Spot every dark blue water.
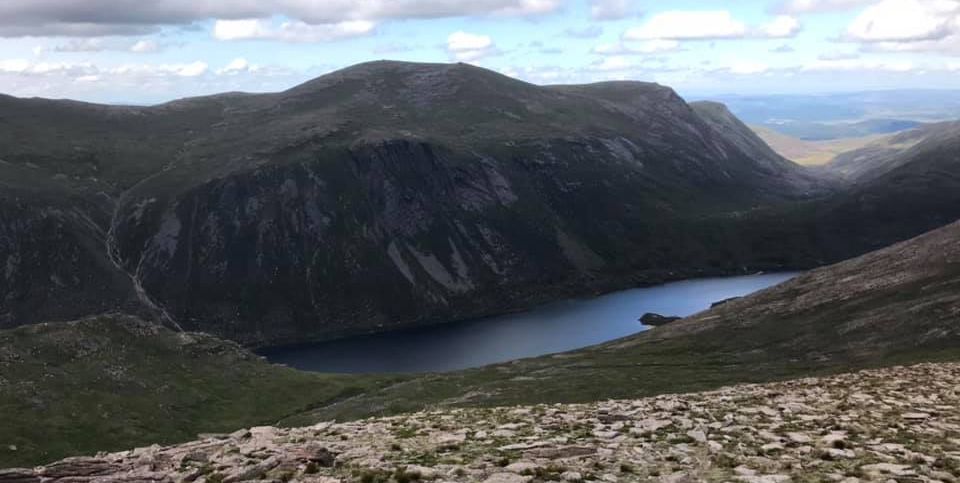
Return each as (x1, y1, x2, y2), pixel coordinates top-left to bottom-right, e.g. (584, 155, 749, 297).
(261, 272, 798, 374)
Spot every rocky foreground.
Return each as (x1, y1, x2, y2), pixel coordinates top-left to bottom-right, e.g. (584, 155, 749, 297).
(4, 363, 960, 483)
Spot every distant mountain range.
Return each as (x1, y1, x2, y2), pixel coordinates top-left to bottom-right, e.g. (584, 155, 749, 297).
(0, 61, 958, 347)
(707, 90, 960, 141)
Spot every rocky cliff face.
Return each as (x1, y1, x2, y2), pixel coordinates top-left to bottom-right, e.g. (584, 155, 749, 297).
(0, 61, 842, 345)
(7, 362, 960, 482)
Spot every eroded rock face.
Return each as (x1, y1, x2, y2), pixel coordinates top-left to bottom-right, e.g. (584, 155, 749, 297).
(14, 363, 960, 482)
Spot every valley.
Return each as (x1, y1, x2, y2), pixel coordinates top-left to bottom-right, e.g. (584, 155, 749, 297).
(0, 61, 959, 478)
(260, 272, 797, 374)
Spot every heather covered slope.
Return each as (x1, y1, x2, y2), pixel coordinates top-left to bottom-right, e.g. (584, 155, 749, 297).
(0, 315, 399, 468)
(0, 61, 832, 346)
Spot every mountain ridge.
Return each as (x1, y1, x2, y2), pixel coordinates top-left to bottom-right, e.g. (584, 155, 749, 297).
(0, 60, 837, 346)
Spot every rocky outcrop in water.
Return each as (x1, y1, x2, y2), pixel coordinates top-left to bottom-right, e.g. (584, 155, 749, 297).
(639, 313, 681, 326)
(10, 363, 960, 482)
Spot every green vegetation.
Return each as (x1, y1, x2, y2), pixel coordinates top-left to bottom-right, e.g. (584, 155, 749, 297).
(0, 314, 402, 468)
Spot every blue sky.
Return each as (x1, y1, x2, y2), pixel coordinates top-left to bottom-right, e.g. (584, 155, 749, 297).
(0, 0, 957, 103)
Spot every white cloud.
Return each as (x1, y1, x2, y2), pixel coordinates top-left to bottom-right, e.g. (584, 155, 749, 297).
(446, 31, 497, 61)
(54, 39, 105, 52)
(0, 59, 31, 73)
(593, 39, 681, 55)
(762, 15, 801, 38)
(213, 19, 268, 40)
(774, 0, 875, 14)
(217, 58, 252, 75)
(728, 61, 770, 75)
(0, 59, 95, 75)
(109, 61, 208, 77)
(845, 0, 959, 42)
(590, 56, 633, 71)
(213, 18, 376, 43)
(129, 40, 161, 53)
(818, 51, 860, 60)
(802, 58, 917, 72)
(622, 11, 748, 40)
(589, 0, 634, 21)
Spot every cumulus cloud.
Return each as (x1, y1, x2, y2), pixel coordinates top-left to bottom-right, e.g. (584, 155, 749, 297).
(446, 31, 498, 61)
(54, 38, 106, 52)
(623, 11, 748, 40)
(845, 0, 959, 42)
(593, 39, 681, 55)
(213, 18, 375, 43)
(129, 39, 162, 53)
(0, 0, 562, 37)
(770, 44, 796, 53)
(623, 11, 804, 42)
(589, 0, 636, 21)
(762, 15, 802, 38)
(54, 37, 167, 53)
(0, 58, 210, 77)
(840, 0, 960, 55)
(773, 0, 875, 14)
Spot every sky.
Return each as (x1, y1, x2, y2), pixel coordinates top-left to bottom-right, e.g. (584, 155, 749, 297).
(0, 0, 958, 104)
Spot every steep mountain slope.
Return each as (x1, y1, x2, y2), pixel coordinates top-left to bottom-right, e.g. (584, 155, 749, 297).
(0, 314, 398, 467)
(0, 61, 831, 345)
(815, 122, 960, 254)
(689, 101, 795, 173)
(827, 120, 960, 181)
(294, 219, 960, 421)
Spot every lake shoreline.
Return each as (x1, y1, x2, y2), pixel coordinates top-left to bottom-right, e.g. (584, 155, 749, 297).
(259, 271, 801, 374)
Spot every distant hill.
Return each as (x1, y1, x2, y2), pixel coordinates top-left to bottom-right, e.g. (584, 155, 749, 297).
(708, 90, 960, 126)
(827, 121, 960, 181)
(763, 118, 923, 141)
(750, 125, 885, 166)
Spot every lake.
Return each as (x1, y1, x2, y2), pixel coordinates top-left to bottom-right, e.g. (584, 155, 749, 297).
(260, 272, 799, 374)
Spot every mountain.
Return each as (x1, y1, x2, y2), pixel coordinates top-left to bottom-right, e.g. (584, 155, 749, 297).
(756, 118, 923, 141)
(827, 120, 960, 181)
(292, 219, 960, 421)
(0, 61, 829, 346)
(688, 101, 800, 173)
(812, 121, 960, 253)
(0, 314, 397, 467)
